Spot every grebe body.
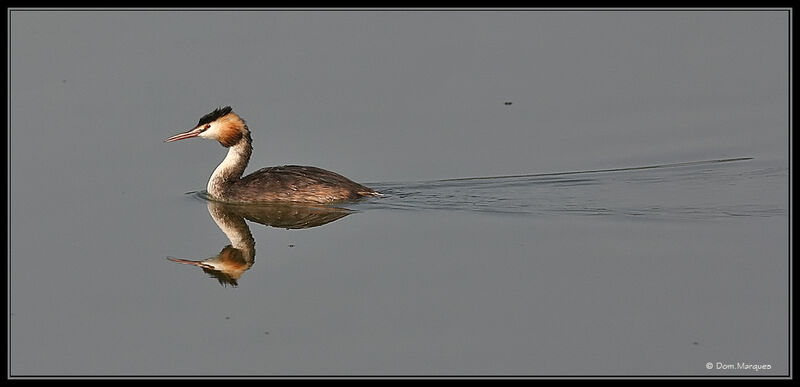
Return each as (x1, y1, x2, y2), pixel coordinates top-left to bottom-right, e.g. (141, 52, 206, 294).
(166, 106, 378, 204)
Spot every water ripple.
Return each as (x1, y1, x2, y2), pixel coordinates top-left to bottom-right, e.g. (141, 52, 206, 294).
(353, 157, 787, 220)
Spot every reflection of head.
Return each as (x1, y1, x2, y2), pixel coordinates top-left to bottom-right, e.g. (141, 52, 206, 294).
(168, 245, 251, 287)
(168, 198, 354, 287)
(200, 266, 239, 287)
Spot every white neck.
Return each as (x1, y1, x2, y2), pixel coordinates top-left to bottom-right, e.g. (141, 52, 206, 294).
(207, 201, 255, 256)
(207, 140, 251, 198)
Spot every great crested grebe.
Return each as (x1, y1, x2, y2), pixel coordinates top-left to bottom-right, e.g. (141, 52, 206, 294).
(165, 106, 379, 204)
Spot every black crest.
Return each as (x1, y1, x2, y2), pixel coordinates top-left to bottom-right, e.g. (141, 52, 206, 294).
(197, 106, 233, 126)
(201, 266, 239, 287)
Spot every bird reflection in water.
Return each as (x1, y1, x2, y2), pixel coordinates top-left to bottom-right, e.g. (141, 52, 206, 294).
(167, 199, 352, 286)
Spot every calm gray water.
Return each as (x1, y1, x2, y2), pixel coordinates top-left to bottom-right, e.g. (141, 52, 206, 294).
(9, 10, 790, 377)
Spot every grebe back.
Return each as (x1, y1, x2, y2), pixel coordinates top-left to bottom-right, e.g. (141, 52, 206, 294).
(165, 106, 379, 204)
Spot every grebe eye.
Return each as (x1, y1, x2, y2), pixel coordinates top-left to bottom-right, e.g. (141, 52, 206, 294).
(204, 124, 211, 130)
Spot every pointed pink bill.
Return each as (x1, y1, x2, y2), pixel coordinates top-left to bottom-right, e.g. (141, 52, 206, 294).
(167, 256, 211, 269)
(164, 127, 203, 143)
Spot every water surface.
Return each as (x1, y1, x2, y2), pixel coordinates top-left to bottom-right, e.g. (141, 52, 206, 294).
(9, 9, 790, 377)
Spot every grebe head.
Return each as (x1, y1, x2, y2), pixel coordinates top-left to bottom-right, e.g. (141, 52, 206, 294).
(167, 246, 251, 287)
(165, 106, 249, 147)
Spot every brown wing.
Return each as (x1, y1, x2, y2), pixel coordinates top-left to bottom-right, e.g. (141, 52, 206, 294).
(233, 165, 377, 203)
